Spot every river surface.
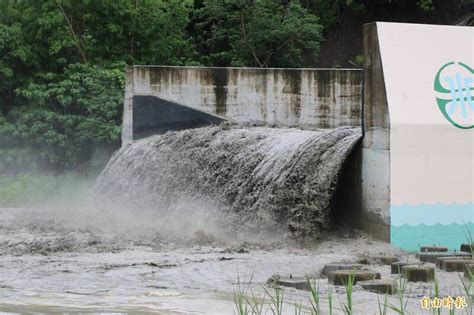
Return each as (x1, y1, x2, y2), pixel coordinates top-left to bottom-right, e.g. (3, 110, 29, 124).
(1, 207, 468, 314)
(0, 207, 333, 314)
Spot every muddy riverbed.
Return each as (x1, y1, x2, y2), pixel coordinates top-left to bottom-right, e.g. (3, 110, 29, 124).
(0, 207, 469, 314)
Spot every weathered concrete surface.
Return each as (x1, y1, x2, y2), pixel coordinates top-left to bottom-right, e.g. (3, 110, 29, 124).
(391, 262, 419, 274)
(347, 23, 390, 242)
(132, 95, 226, 140)
(438, 258, 474, 272)
(417, 251, 471, 263)
(435, 256, 471, 268)
(122, 66, 363, 143)
(327, 269, 381, 285)
(359, 279, 397, 295)
(402, 266, 435, 282)
(323, 262, 363, 276)
(359, 254, 399, 265)
(267, 276, 312, 291)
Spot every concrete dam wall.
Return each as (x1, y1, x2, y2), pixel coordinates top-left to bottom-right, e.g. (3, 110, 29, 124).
(95, 22, 474, 250)
(111, 65, 369, 241)
(122, 66, 363, 143)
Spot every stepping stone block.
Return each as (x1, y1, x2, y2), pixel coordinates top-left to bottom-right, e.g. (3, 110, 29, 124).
(358, 255, 399, 265)
(416, 251, 471, 263)
(277, 277, 311, 291)
(437, 258, 474, 272)
(267, 275, 317, 291)
(391, 262, 419, 274)
(372, 255, 399, 265)
(435, 256, 471, 268)
(327, 270, 381, 285)
(323, 262, 362, 276)
(420, 246, 448, 252)
(460, 244, 473, 253)
(358, 279, 398, 295)
(402, 266, 435, 282)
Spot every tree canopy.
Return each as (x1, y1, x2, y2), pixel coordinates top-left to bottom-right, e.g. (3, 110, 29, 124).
(0, 0, 466, 172)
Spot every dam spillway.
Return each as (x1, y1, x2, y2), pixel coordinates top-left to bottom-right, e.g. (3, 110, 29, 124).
(115, 21, 474, 249)
(95, 125, 361, 239)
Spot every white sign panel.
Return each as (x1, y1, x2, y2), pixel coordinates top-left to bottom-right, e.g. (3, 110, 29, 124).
(376, 22, 473, 251)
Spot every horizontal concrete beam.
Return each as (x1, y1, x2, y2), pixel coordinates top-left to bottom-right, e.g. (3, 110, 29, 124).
(122, 66, 363, 143)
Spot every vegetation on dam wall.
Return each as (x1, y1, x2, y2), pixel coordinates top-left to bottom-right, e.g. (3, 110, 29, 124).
(0, 0, 468, 172)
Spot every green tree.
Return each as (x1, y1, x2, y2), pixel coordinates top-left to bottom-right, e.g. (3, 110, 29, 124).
(0, 0, 455, 173)
(0, 63, 124, 170)
(0, 0, 196, 171)
(194, 0, 324, 67)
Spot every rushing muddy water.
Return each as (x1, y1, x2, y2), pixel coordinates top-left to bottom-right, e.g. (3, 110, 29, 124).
(95, 125, 361, 239)
(1, 126, 469, 314)
(0, 206, 339, 314)
(0, 207, 468, 314)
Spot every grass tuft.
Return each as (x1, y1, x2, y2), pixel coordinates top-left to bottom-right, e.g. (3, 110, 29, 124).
(340, 272, 355, 315)
(307, 276, 321, 315)
(388, 271, 409, 315)
(377, 295, 388, 315)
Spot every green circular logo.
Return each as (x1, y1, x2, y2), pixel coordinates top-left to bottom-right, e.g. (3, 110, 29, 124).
(434, 62, 474, 129)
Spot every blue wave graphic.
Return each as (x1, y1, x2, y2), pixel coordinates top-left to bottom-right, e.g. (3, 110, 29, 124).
(391, 203, 473, 226)
(391, 222, 474, 252)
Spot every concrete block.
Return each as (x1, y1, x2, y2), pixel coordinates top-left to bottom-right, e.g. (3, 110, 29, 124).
(358, 279, 398, 295)
(372, 255, 399, 265)
(435, 257, 474, 272)
(460, 244, 473, 253)
(323, 262, 363, 276)
(358, 255, 398, 265)
(277, 277, 311, 291)
(420, 246, 448, 253)
(442, 259, 474, 272)
(416, 251, 471, 263)
(402, 266, 435, 282)
(391, 262, 419, 274)
(267, 275, 318, 291)
(435, 256, 469, 268)
(327, 270, 381, 285)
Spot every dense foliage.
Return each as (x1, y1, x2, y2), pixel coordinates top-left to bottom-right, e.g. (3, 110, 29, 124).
(0, 0, 196, 172)
(191, 0, 323, 67)
(0, 0, 462, 172)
